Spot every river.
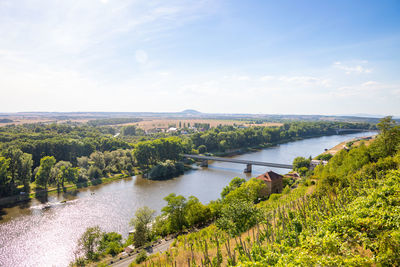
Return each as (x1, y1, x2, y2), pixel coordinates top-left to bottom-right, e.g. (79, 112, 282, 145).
(0, 132, 376, 267)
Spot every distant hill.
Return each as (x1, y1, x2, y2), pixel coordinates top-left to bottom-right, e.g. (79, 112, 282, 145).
(180, 109, 201, 114)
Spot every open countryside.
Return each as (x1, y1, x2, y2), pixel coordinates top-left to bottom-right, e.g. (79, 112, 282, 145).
(1, 1, 400, 267)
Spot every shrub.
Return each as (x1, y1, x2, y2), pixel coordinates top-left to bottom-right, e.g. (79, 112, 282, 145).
(135, 250, 147, 264)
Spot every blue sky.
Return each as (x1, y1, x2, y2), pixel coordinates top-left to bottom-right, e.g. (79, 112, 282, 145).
(0, 0, 399, 115)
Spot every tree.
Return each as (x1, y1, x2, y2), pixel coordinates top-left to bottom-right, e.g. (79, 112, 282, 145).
(185, 196, 211, 227)
(121, 125, 137, 136)
(223, 178, 267, 204)
(162, 193, 188, 232)
(99, 232, 122, 256)
(293, 156, 310, 171)
(77, 156, 90, 169)
(221, 177, 246, 199)
(216, 199, 260, 237)
(90, 151, 105, 171)
(77, 226, 102, 260)
(2, 148, 23, 188)
(20, 153, 33, 192)
(130, 206, 155, 247)
(373, 116, 400, 158)
(88, 166, 102, 179)
(35, 156, 56, 190)
(0, 157, 11, 197)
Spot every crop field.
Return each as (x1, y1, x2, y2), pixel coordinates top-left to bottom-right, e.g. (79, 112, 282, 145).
(123, 118, 282, 130)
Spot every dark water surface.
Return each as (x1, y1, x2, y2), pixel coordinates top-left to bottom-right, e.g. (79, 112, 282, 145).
(0, 132, 376, 267)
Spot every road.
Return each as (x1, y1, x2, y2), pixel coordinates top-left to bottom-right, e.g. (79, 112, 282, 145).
(110, 239, 174, 267)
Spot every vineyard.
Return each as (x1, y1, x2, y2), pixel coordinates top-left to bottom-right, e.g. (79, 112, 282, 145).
(131, 117, 400, 266)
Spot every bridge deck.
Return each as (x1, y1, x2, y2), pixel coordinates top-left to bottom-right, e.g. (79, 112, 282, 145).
(182, 154, 293, 169)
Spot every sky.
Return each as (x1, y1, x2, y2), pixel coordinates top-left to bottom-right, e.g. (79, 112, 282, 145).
(0, 0, 399, 116)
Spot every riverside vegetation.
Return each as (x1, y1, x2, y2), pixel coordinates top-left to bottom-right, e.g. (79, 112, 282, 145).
(68, 116, 398, 266)
(0, 120, 373, 199)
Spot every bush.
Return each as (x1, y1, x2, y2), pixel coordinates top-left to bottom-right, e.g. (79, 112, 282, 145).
(135, 250, 147, 264)
(316, 153, 333, 161)
(88, 166, 102, 179)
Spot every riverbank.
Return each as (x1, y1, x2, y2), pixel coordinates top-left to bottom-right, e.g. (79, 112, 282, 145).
(322, 134, 376, 155)
(0, 172, 133, 206)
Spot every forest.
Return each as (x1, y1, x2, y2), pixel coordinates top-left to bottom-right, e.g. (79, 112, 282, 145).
(0, 120, 374, 198)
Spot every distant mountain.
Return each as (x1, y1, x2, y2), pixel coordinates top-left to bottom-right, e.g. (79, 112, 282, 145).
(180, 109, 201, 114)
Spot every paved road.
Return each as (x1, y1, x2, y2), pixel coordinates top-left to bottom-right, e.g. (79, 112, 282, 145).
(111, 239, 174, 267)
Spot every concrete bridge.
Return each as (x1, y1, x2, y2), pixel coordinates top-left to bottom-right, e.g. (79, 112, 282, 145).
(182, 154, 293, 173)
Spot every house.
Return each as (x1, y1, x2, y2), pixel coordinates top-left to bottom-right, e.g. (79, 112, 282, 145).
(310, 159, 328, 170)
(124, 245, 135, 253)
(256, 170, 283, 196)
(167, 127, 177, 133)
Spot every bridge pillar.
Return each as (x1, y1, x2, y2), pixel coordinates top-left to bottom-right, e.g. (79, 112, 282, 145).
(244, 164, 252, 173)
(200, 160, 208, 167)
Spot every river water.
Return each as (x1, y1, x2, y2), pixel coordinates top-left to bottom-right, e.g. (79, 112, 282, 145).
(0, 132, 376, 267)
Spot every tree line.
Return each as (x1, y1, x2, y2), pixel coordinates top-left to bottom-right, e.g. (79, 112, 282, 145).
(0, 121, 375, 198)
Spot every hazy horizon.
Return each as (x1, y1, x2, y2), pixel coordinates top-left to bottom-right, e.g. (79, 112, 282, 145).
(1, 0, 399, 115)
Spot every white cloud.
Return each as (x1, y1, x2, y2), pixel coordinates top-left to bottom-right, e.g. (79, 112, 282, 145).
(333, 61, 372, 74)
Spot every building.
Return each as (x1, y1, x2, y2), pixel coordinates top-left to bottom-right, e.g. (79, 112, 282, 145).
(310, 159, 328, 170)
(124, 245, 135, 253)
(256, 170, 283, 196)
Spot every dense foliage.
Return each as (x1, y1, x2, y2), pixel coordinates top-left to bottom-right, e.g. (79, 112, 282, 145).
(190, 121, 374, 152)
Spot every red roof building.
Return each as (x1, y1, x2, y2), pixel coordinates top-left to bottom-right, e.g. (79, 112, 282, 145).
(256, 170, 283, 196)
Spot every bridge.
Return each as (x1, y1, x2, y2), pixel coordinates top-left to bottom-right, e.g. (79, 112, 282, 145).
(182, 154, 293, 173)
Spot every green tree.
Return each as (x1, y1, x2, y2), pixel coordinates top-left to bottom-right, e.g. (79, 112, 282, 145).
(221, 177, 246, 199)
(90, 151, 105, 171)
(162, 193, 188, 232)
(19, 153, 33, 193)
(372, 116, 400, 158)
(130, 206, 155, 247)
(293, 156, 310, 170)
(77, 226, 102, 260)
(99, 232, 122, 256)
(216, 199, 260, 237)
(2, 148, 23, 189)
(0, 157, 11, 197)
(121, 125, 137, 136)
(35, 156, 56, 190)
(185, 196, 211, 227)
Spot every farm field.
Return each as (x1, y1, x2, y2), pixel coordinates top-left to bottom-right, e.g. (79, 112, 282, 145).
(126, 118, 282, 130)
